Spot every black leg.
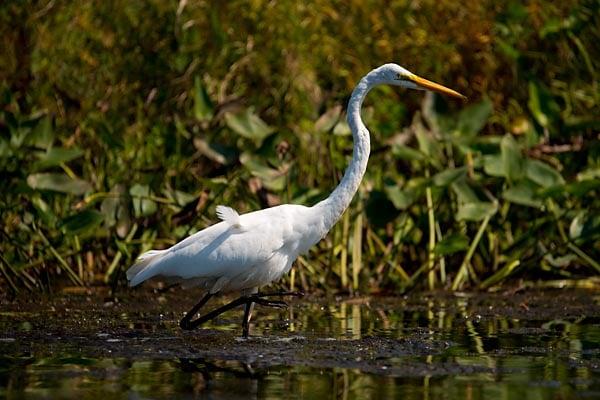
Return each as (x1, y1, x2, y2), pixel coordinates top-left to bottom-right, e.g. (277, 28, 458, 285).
(180, 292, 214, 330)
(241, 301, 254, 338)
(180, 295, 250, 330)
(179, 291, 303, 335)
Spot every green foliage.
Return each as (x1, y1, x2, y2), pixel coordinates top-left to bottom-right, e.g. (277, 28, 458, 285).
(0, 0, 599, 293)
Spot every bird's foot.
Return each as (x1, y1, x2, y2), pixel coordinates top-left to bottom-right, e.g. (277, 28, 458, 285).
(251, 297, 288, 309)
(254, 291, 305, 298)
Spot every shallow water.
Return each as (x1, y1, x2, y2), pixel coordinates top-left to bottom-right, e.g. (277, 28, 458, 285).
(1, 289, 600, 399)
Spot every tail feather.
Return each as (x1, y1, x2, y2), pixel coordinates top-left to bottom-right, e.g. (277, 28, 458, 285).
(127, 249, 167, 286)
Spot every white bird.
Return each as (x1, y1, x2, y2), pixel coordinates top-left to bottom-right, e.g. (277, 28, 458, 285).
(127, 63, 465, 337)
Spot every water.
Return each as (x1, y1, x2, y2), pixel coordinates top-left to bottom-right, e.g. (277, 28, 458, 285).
(1, 289, 600, 399)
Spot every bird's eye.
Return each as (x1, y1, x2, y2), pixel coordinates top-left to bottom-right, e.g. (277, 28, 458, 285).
(396, 74, 407, 80)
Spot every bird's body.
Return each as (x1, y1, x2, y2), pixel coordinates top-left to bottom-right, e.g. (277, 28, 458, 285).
(127, 63, 464, 336)
(128, 203, 326, 293)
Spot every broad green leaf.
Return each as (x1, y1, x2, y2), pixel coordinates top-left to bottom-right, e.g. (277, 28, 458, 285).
(392, 144, 425, 161)
(451, 179, 480, 204)
(525, 159, 564, 187)
(27, 173, 91, 195)
(315, 105, 341, 133)
(34, 147, 84, 170)
(500, 134, 523, 182)
(27, 116, 54, 149)
(240, 153, 286, 191)
(456, 98, 493, 139)
(193, 76, 213, 122)
(60, 209, 104, 236)
(225, 108, 274, 146)
(502, 182, 542, 207)
(456, 202, 497, 221)
(433, 167, 466, 187)
(434, 233, 469, 255)
(130, 184, 158, 217)
(483, 154, 504, 177)
(385, 185, 418, 210)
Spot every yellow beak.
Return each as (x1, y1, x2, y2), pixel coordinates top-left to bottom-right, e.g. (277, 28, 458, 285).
(408, 75, 466, 100)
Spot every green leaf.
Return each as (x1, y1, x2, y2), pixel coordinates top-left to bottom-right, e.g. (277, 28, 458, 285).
(569, 211, 585, 240)
(385, 185, 418, 210)
(432, 167, 466, 187)
(34, 147, 84, 170)
(528, 81, 560, 129)
(27, 173, 92, 195)
(60, 209, 104, 236)
(456, 202, 497, 221)
(129, 184, 158, 217)
(31, 195, 57, 226)
(451, 179, 480, 204)
(27, 116, 54, 149)
(315, 105, 341, 133)
(502, 182, 542, 207)
(483, 154, 504, 177)
(193, 76, 213, 122)
(225, 108, 274, 146)
(392, 144, 426, 161)
(434, 233, 469, 255)
(525, 159, 564, 187)
(414, 119, 439, 158)
(240, 153, 286, 191)
(456, 98, 493, 139)
(500, 134, 524, 182)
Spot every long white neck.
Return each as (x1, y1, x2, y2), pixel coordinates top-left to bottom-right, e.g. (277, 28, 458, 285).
(314, 72, 375, 233)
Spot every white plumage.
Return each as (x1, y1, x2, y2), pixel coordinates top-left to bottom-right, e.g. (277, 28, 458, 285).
(127, 64, 464, 310)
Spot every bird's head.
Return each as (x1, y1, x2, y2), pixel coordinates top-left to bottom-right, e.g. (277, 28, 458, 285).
(369, 63, 466, 100)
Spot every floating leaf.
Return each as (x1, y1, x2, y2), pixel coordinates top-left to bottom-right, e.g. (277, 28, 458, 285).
(433, 167, 466, 187)
(502, 182, 542, 207)
(27, 173, 91, 195)
(225, 108, 274, 146)
(525, 159, 564, 187)
(34, 147, 84, 170)
(130, 184, 158, 217)
(60, 209, 104, 236)
(434, 233, 469, 255)
(193, 76, 213, 122)
(456, 202, 497, 221)
(500, 134, 524, 182)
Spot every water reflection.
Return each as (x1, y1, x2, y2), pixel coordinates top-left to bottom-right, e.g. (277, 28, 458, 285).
(1, 291, 600, 399)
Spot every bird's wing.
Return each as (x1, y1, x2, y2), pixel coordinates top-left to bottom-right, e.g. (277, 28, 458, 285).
(147, 206, 292, 281)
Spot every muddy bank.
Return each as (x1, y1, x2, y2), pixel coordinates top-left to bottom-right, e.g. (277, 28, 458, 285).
(2, 288, 600, 377)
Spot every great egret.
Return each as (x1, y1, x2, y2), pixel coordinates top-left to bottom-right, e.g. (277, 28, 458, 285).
(127, 63, 465, 337)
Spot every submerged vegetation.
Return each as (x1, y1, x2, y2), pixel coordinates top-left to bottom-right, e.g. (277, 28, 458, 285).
(1, 0, 599, 294)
